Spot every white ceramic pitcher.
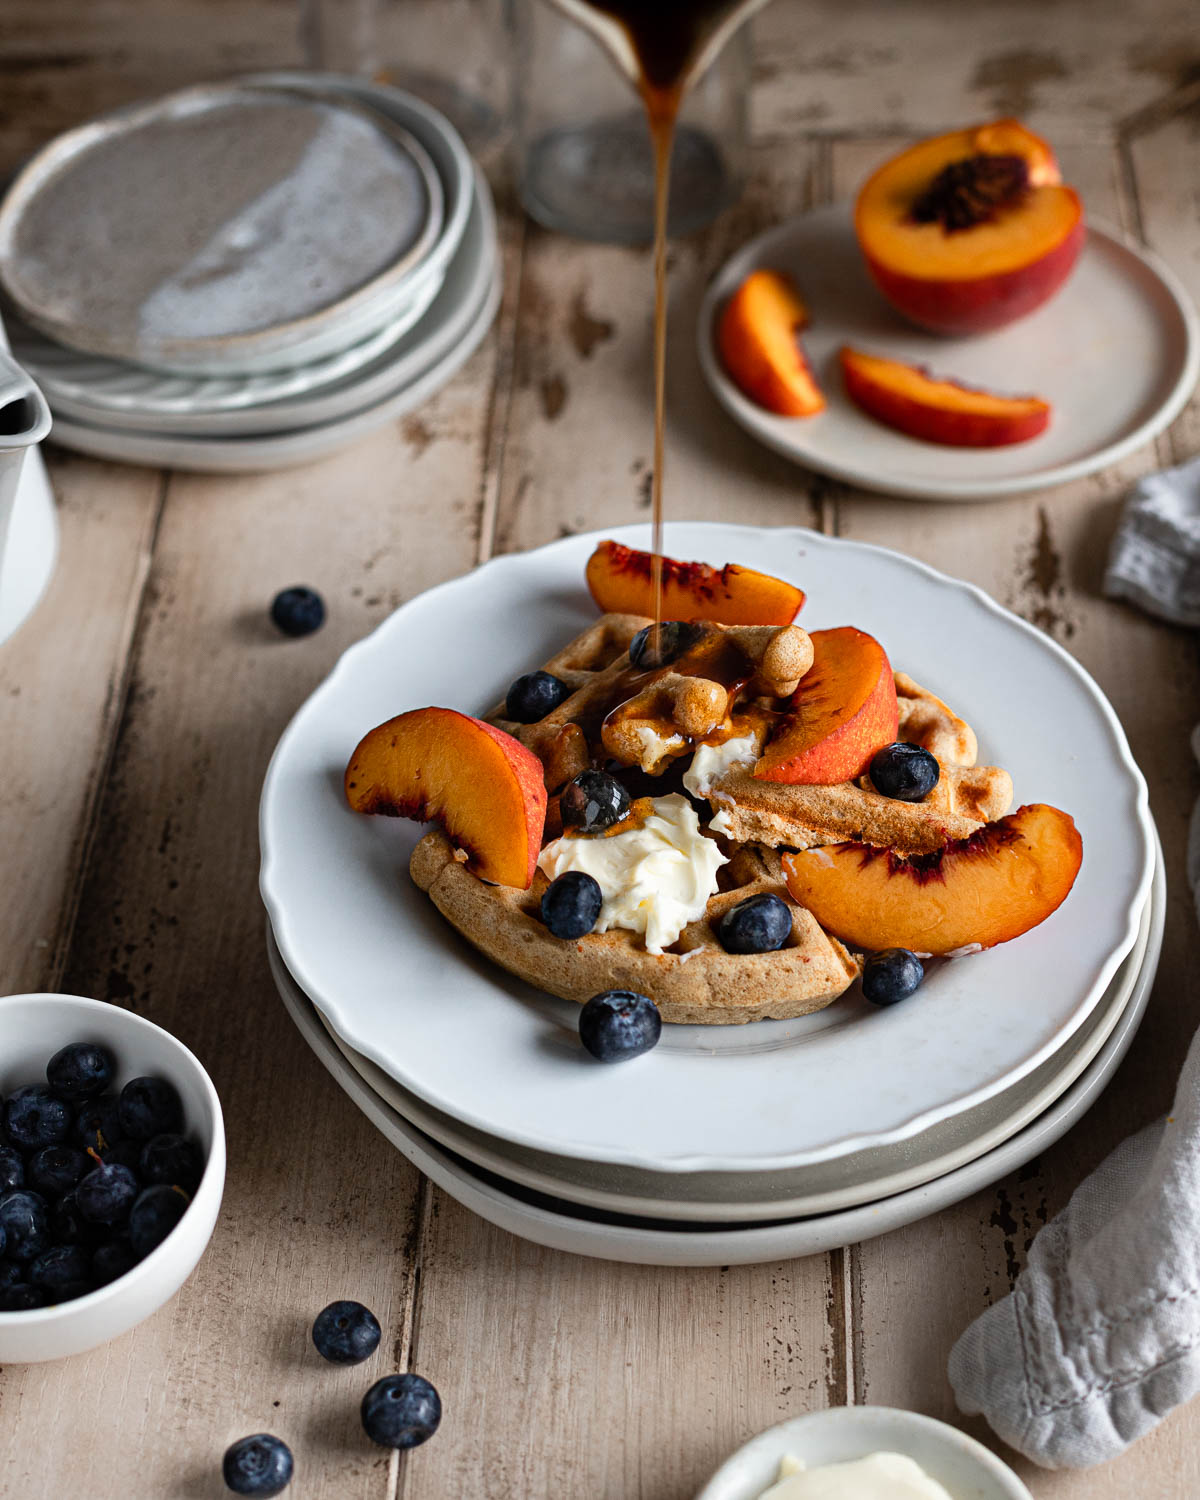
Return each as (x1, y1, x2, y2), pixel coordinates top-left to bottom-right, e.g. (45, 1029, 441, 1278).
(0, 348, 53, 645)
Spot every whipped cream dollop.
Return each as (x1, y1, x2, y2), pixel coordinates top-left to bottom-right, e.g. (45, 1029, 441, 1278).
(759, 1452, 955, 1500)
(538, 793, 727, 955)
(682, 732, 760, 798)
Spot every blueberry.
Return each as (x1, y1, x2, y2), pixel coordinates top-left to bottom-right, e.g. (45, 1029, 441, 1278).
(717, 893, 792, 955)
(28, 1144, 89, 1199)
(629, 620, 702, 669)
(118, 1076, 183, 1141)
(311, 1299, 382, 1365)
(0, 1260, 20, 1290)
(99, 1136, 145, 1175)
(92, 1235, 139, 1287)
(222, 1433, 294, 1497)
(46, 1041, 113, 1103)
(361, 1373, 442, 1449)
(0, 1220, 4, 1258)
(505, 670, 569, 723)
(28, 1243, 92, 1301)
(72, 1093, 123, 1153)
(0, 1146, 24, 1194)
(139, 1134, 203, 1192)
(76, 1161, 139, 1226)
(578, 990, 661, 1063)
(541, 872, 603, 940)
(0, 1189, 51, 1262)
(270, 585, 325, 639)
(52, 1188, 107, 1248)
(3, 1085, 72, 1151)
(0, 1283, 48, 1311)
(128, 1184, 189, 1258)
(869, 742, 940, 802)
(559, 769, 631, 833)
(862, 948, 925, 1006)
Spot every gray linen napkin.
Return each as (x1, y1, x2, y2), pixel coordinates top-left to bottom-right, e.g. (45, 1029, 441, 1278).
(946, 461, 1200, 1467)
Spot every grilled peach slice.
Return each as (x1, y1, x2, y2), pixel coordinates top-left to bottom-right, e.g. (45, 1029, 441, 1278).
(840, 347, 1051, 447)
(755, 626, 898, 785)
(782, 803, 1082, 953)
(855, 119, 1084, 334)
(344, 707, 547, 889)
(585, 540, 804, 626)
(716, 269, 826, 416)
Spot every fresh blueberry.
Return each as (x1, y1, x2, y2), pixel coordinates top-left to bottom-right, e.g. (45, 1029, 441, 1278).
(46, 1041, 114, 1103)
(311, 1299, 382, 1365)
(270, 585, 325, 639)
(541, 872, 603, 940)
(0, 1189, 51, 1262)
(138, 1134, 203, 1192)
(118, 1076, 183, 1141)
(862, 948, 925, 1006)
(629, 620, 702, 669)
(717, 893, 793, 955)
(559, 770, 631, 833)
(505, 670, 569, 723)
(28, 1243, 92, 1301)
(92, 1235, 139, 1287)
(52, 1188, 107, 1248)
(869, 741, 940, 802)
(0, 1220, 4, 1258)
(28, 1144, 89, 1199)
(0, 1283, 48, 1311)
(72, 1093, 123, 1154)
(76, 1161, 139, 1226)
(99, 1136, 145, 1175)
(0, 1146, 24, 1194)
(0, 1260, 20, 1290)
(578, 990, 661, 1063)
(128, 1184, 189, 1258)
(361, 1373, 442, 1449)
(3, 1085, 72, 1151)
(222, 1433, 294, 1497)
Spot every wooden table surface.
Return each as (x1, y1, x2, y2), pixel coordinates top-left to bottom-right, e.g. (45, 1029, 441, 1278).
(3, 1, 1200, 1495)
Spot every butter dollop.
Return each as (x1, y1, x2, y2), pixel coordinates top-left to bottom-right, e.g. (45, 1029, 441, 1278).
(682, 733, 760, 798)
(538, 793, 727, 955)
(759, 1451, 955, 1500)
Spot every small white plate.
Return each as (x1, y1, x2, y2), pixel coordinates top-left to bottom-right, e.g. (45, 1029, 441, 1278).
(697, 205, 1200, 500)
(695, 1407, 1032, 1500)
(259, 523, 1153, 1174)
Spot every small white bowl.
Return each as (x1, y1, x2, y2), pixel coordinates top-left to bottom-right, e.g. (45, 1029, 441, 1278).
(0, 992, 225, 1362)
(695, 1406, 1032, 1500)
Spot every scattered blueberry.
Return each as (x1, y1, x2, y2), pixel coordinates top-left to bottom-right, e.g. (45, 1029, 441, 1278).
(361, 1373, 442, 1449)
(0, 1283, 48, 1311)
(46, 1042, 113, 1104)
(505, 670, 569, 723)
(28, 1144, 89, 1199)
(76, 1160, 139, 1226)
(862, 948, 926, 1006)
(3, 1085, 72, 1151)
(92, 1236, 138, 1287)
(28, 1244, 92, 1300)
(541, 871, 603, 940)
(559, 769, 631, 833)
(0, 1146, 24, 1194)
(0, 1189, 51, 1262)
(118, 1076, 183, 1141)
(717, 893, 793, 955)
(270, 585, 325, 639)
(128, 1184, 190, 1258)
(0, 1261, 20, 1290)
(869, 741, 940, 802)
(222, 1433, 294, 1497)
(629, 620, 702, 669)
(311, 1299, 382, 1365)
(72, 1093, 123, 1154)
(578, 990, 661, 1063)
(139, 1134, 203, 1192)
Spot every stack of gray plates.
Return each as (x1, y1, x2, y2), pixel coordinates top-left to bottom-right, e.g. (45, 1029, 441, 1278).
(0, 75, 500, 472)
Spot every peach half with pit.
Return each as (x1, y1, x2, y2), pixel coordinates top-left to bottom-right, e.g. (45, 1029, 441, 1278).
(344, 707, 547, 889)
(716, 269, 826, 417)
(585, 540, 805, 626)
(854, 119, 1084, 335)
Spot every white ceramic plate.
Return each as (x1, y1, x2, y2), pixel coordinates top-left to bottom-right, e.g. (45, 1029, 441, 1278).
(271, 828, 1160, 1220)
(259, 522, 1153, 1173)
(273, 903, 1156, 1266)
(697, 206, 1200, 500)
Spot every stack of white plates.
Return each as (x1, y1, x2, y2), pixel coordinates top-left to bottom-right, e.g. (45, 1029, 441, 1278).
(0, 75, 501, 472)
(259, 523, 1161, 1266)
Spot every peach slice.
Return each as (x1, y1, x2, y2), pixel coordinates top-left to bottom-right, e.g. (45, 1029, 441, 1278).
(716, 269, 826, 416)
(855, 119, 1084, 334)
(754, 626, 898, 785)
(585, 540, 804, 625)
(840, 347, 1051, 447)
(344, 707, 547, 889)
(782, 803, 1083, 953)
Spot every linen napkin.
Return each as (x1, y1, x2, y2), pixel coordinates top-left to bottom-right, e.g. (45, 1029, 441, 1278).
(946, 457, 1200, 1467)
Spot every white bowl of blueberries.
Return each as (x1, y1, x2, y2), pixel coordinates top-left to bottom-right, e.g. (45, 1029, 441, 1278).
(0, 991, 225, 1362)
